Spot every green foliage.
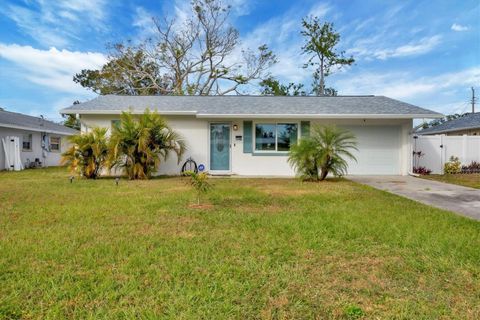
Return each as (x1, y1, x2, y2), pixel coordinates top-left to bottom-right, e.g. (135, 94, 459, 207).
(444, 156, 462, 174)
(74, 46, 168, 95)
(288, 125, 357, 181)
(62, 114, 80, 130)
(109, 110, 186, 180)
(184, 171, 212, 205)
(422, 113, 465, 129)
(288, 139, 319, 180)
(61, 127, 109, 179)
(344, 305, 365, 319)
(301, 16, 354, 95)
(259, 77, 306, 96)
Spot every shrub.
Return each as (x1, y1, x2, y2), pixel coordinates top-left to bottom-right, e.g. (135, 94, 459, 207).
(461, 161, 480, 174)
(61, 127, 109, 179)
(444, 156, 461, 174)
(184, 171, 212, 205)
(413, 166, 432, 175)
(288, 125, 357, 181)
(109, 110, 186, 179)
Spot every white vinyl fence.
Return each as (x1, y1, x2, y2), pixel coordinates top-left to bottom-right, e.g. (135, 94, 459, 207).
(413, 135, 480, 174)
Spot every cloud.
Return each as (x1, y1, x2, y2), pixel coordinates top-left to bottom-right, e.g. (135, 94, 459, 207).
(132, 6, 157, 39)
(451, 23, 469, 32)
(333, 67, 480, 102)
(0, 43, 107, 94)
(348, 35, 442, 60)
(237, 2, 331, 85)
(0, 0, 108, 47)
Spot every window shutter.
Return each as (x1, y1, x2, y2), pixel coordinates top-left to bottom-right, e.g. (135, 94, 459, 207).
(243, 121, 253, 153)
(301, 121, 310, 138)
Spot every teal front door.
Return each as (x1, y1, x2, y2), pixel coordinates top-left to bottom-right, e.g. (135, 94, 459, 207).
(210, 123, 230, 171)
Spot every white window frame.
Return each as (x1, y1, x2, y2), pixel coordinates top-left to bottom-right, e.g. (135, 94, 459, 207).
(253, 121, 299, 153)
(49, 136, 61, 152)
(22, 133, 32, 151)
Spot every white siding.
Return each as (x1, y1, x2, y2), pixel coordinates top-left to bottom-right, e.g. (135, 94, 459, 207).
(79, 115, 412, 176)
(0, 127, 70, 169)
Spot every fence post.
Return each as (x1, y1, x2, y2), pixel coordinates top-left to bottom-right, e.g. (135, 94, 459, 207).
(440, 135, 446, 174)
(462, 135, 467, 164)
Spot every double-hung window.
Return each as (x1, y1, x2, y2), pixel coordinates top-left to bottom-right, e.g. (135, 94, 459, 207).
(22, 134, 32, 151)
(49, 136, 61, 152)
(254, 123, 298, 152)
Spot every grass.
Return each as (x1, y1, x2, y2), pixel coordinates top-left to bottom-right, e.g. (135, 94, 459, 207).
(421, 173, 480, 189)
(1, 167, 479, 319)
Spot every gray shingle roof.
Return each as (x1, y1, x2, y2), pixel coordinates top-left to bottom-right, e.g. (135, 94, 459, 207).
(60, 95, 442, 118)
(0, 109, 78, 135)
(417, 112, 480, 135)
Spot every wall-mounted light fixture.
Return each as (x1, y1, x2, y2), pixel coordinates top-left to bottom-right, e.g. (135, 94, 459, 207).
(233, 124, 238, 131)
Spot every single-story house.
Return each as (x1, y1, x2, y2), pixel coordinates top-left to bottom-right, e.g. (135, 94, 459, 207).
(416, 112, 480, 136)
(0, 108, 78, 170)
(60, 95, 442, 176)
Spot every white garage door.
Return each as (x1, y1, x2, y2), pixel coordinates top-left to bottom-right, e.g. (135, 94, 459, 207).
(343, 126, 401, 175)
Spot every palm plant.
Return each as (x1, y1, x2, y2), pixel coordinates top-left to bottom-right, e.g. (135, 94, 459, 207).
(61, 127, 109, 179)
(108, 110, 186, 179)
(184, 171, 212, 205)
(288, 125, 357, 181)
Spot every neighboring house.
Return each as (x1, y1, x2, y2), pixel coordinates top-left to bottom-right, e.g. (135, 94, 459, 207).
(0, 108, 78, 170)
(60, 95, 442, 176)
(416, 112, 480, 136)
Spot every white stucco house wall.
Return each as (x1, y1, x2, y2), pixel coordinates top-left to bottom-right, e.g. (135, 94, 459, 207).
(60, 95, 442, 176)
(0, 108, 78, 170)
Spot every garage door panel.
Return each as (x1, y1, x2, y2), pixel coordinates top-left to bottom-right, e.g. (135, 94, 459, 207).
(342, 126, 401, 175)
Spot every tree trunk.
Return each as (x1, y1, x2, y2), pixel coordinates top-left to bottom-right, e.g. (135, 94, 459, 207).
(319, 168, 328, 181)
(319, 56, 325, 96)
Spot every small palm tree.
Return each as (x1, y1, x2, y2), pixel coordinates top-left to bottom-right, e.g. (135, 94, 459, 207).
(108, 110, 186, 179)
(61, 127, 109, 179)
(184, 171, 212, 205)
(288, 125, 357, 181)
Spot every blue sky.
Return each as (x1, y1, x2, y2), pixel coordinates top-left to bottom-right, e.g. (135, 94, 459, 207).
(0, 0, 478, 122)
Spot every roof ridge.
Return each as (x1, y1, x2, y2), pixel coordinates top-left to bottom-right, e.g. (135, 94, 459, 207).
(101, 94, 377, 98)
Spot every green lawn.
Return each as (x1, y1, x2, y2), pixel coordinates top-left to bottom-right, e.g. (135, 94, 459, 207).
(421, 173, 480, 189)
(1, 168, 479, 319)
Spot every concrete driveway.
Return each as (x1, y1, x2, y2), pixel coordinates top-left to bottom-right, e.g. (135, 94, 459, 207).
(349, 175, 480, 221)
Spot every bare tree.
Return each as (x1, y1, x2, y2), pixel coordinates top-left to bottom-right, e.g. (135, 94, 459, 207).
(74, 0, 276, 95)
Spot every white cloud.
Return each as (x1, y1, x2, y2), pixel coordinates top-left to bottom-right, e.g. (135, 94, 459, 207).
(349, 35, 442, 60)
(0, 0, 108, 47)
(0, 43, 107, 94)
(132, 7, 157, 39)
(451, 23, 469, 32)
(307, 2, 331, 18)
(333, 67, 480, 102)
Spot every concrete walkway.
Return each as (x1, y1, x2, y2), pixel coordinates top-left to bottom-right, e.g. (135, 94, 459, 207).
(349, 175, 480, 221)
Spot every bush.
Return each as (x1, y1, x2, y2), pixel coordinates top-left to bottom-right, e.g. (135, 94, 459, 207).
(461, 161, 480, 174)
(109, 110, 186, 179)
(444, 156, 461, 174)
(61, 127, 109, 179)
(288, 125, 358, 181)
(413, 166, 431, 175)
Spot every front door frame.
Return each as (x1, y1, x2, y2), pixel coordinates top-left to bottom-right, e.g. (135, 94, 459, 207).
(208, 122, 232, 174)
